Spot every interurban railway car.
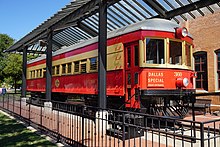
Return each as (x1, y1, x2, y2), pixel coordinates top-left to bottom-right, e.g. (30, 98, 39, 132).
(27, 18, 196, 117)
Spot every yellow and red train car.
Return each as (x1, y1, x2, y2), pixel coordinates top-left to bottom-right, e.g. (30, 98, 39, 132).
(27, 18, 195, 117)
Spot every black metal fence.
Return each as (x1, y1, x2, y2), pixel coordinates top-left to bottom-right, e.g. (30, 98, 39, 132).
(0, 93, 220, 147)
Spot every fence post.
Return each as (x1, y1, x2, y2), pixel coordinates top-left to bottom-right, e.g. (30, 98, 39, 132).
(200, 123, 204, 147)
(3, 94, 4, 108)
(122, 112, 125, 147)
(40, 103, 43, 132)
(57, 103, 60, 143)
(13, 94, 15, 112)
(82, 106, 85, 146)
(7, 94, 9, 110)
(28, 97, 31, 126)
(20, 96, 22, 117)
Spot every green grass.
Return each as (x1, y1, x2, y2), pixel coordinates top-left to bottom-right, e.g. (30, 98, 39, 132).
(0, 112, 57, 147)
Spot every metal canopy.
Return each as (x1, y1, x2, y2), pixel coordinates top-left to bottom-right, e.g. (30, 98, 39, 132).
(5, 0, 220, 54)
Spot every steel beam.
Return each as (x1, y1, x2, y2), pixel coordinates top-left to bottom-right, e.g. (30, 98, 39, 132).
(6, 0, 219, 54)
(52, 0, 99, 31)
(46, 29, 53, 101)
(21, 46, 27, 97)
(26, 50, 46, 54)
(165, 0, 220, 19)
(98, 0, 107, 109)
(143, 0, 167, 17)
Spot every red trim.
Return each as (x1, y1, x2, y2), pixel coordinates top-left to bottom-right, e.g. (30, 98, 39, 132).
(139, 69, 194, 90)
(27, 70, 125, 96)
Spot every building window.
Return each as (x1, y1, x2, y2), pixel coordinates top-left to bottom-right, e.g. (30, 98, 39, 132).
(194, 51, 208, 90)
(216, 50, 220, 89)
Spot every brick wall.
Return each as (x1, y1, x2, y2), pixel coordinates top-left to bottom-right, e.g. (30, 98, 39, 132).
(183, 12, 220, 106)
(189, 11, 220, 92)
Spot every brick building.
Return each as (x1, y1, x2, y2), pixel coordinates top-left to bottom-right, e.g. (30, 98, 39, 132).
(185, 11, 220, 109)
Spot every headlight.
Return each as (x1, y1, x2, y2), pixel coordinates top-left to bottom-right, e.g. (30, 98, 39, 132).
(181, 28, 188, 37)
(182, 78, 189, 87)
(176, 77, 189, 88)
(175, 27, 188, 38)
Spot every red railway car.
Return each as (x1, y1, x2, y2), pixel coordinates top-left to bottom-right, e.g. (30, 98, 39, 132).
(27, 18, 195, 117)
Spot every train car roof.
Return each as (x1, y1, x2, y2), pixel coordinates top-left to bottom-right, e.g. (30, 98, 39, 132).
(28, 18, 189, 64)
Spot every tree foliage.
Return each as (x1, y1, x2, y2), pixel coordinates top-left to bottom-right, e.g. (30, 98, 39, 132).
(0, 34, 14, 56)
(0, 33, 38, 91)
(3, 54, 22, 81)
(3, 54, 22, 91)
(0, 34, 15, 83)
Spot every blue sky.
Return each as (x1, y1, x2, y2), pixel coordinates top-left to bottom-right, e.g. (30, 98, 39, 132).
(0, 0, 72, 41)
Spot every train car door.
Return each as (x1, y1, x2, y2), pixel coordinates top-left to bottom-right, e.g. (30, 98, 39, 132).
(125, 42, 140, 109)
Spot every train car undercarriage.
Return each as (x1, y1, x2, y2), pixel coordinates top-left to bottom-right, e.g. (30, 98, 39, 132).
(30, 88, 195, 119)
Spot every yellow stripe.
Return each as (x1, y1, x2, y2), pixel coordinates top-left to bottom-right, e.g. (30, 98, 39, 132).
(27, 43, 124, 79)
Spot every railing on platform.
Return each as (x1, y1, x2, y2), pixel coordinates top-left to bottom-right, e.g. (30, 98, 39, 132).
(0, 93, 220, 147)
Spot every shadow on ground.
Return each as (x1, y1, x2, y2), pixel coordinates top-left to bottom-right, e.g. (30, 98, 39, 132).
(0, 112, 56, 147)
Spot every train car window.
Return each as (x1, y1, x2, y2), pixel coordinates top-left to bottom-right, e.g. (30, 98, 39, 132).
(74, 61, 80, 73)
(43, 68, 46, 78)
(56, 65, 60, 75)
(90, 57, 97, 71)
(146, 39, 164, 64)
(36, 70, 39, 78)
(36, 70, 39, 77)
(81, 59, 87, 73)
(30, 71, 32, 79)
(134, 45, 139, 66)
(39, 69, 42, 77)
(169, 41, 182, 65)
(127, 47, 131, 68)
(32, 71, 35, 78)
(62, 64, 66, 74)
(29, 71, 32, 79)
(52, 66, 55, 75)
(67, 63, 72, 73)
(37, 69, 40, 77)
(185, 44, 191, 66)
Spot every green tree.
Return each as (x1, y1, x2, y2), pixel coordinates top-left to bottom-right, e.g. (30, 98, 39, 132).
(0, 34, 14, 56)
(1, 33, 38, 93)
(0, 34, 14, 84)
(3, 54, 22, 93)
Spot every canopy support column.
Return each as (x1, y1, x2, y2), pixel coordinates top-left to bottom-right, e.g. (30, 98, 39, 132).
(98, 0, 107, 109)
(21, 46, 27, 97)
(46, 29, 53, 101)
